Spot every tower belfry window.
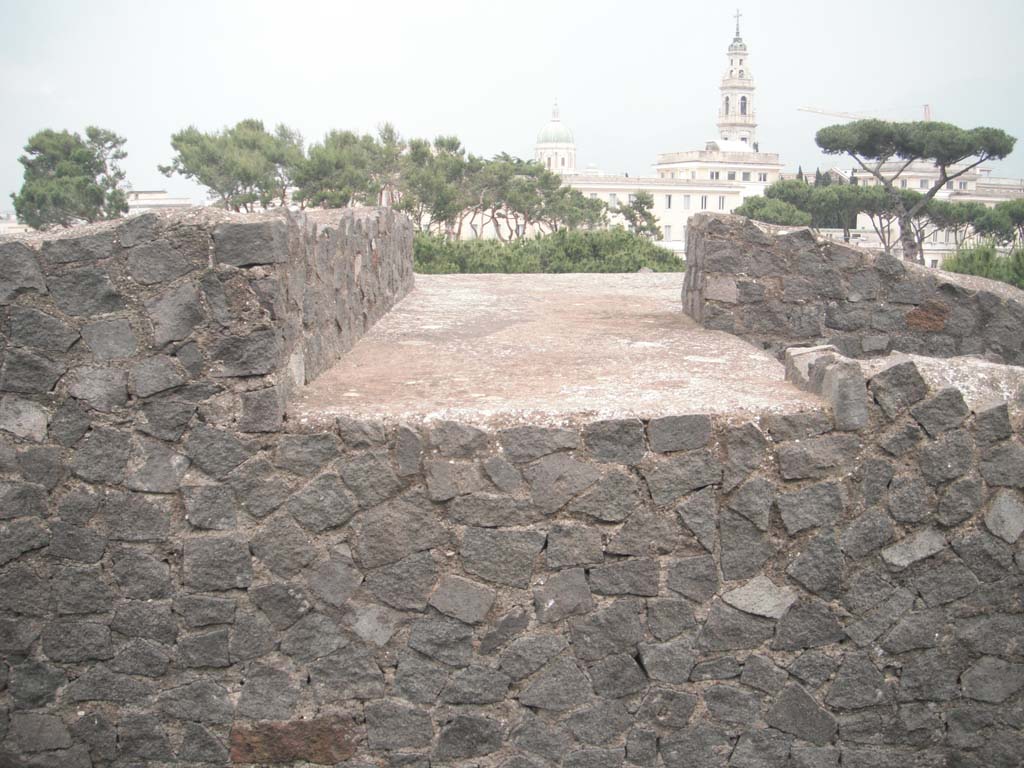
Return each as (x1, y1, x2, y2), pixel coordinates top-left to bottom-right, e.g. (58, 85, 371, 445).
(740, 96, 748, 115)
(739, 70, 744, 78)
(724, 96, 730, 114)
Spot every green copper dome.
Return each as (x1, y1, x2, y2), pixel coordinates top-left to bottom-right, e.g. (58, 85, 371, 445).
(536, 102, 574, 145)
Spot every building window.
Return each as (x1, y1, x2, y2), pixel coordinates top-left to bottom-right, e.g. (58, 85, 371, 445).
(671, 171, 676, 179)
(700, 195, 708, 210)
(740, 137, 748, 143)
(930, 260, 938, 268)
(919, 179, 928, 189)
(740, 96, 747, 115)
(665, 194, 672, 209)
(945, 230, 951, 244)
(900, 179, 907, 188)
(664, 225, 672, 241)
(946, 181, 953, 189)
(589, 193, 597, 199)
(691, 171, 696, 179)
(757, 172, 767, 182)
(958, 180, 968, 190)
(609, 193, 618, 207)
(718, 196, 726, 210)
(546, 158, 551, 169)
(742, 171, 751, 181)
(710, 171, 720, 180)
(727, 171, 736, 181)
(561, 157, 565, 167)
(683, 195, 691, 209)
(628, 194, 636, 204)
(724, 96, 730, 115)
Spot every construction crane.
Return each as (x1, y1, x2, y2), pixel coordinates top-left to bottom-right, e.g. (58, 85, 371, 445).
(798, 105, 933, 121)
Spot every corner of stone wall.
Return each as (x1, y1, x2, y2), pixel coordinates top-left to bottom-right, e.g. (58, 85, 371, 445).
(683, 213, 1024, 365)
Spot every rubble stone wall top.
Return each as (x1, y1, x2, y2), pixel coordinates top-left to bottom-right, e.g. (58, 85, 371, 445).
(683, 214, 1024, 365)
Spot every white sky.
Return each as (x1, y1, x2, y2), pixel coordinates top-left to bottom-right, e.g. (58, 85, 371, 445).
(2, 0, 1023, 208)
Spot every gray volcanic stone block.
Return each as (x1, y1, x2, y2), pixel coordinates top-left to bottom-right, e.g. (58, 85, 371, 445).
(546, 523, 604, 568)
(395, 650, 449, 703)
(129, 355, 187, 398)
(985, 489, 1024, 543)
(533, 568, 592, 622)
(647, 414, 713, 453)
(786, 531, 843, 599)
(698, 602, 775, 651)
(306, 550, 362, 608)
(184, 425, 251, 479)
(147, 281, 205, 347)
(777, 481, 845, 535)
(839, 508, 895, 558)
(773, 599, 843, 650)
(428, 574, 496, 624)
(936, 475, 982, 526)
(825, 653, 890, 709)
(353, 498, 447, 568)
(9, 712, 72, 753)
(500, 635, 568, 680)
(250, 515, 315, 577)
(237, 664, 299, 719)
(704, 685, 767, 725)
(364, 550, 439, 611)
(227, 457, 295, 518)
(0, 349, 66, 394)
(210, 328, 282, 376)
(659, 722, 731, 767)
(677, 487, 717, 551)
(720, 510, 773, 580)
(567, 467, 642, 522)
(590, 653, 647, 698)
(0, 242, 46, 303)
(868, 361, 929, 419)
(249, 583, 311, 629)
(337, 450, 403, 508)
(518, 656, 593, 710)
(47, 266, 124, 316)
(524, 452, 601, 512)
(461, 527, 545, 588)
(722, 576, 798, 619)
(434, 714, 504, 760)
(285, 473, 357, 533)
(583, 418, 646, 463)
(498, 425, 578, 462)
(110, 548, 170, 599)
(158, 681, 233, 724)
(81, 318, 136, 360)
(640, 450, 722, 504)
(0, 395, 48, 441)
(740, 655, 788, 694)
(441, 667, 510, 704)
(910, 387, 970, 437)
(274, 434, 339, 476)
(726, 477, 773, 531)
(566, 700, 632, 745)
(822, 359, 869, 431)
(448, 492, 542, 527)
(570, 599, 644, 661)
(647, 598, 697, 641)
(365, 699, 433, 751)
(729, 728, 791, 767)
(66, 366, 128, 411)
(974, 401, 1012, 445)
(8, 306, 79, 353)
(183, 536, 252, 591)
(279, 613, 342, 661)
(766, 684, 836, 744)
(308, 645, 385, 702)
(667, 554, 719, 601)
(881, 528, 946, 569)
(690, 656, 741, 681)
(589, 558, 659, 596)
(639, 639, 695, 684)
(182, 484, 237, 531)
(239, 387, 283, 432)
(213, 220, 289, 267)
(960, 656, 1024, 703)
(428, 420, 488, 457)
(408, 615, 473, 667)
(174, 594, 235, 627)
(917, 429, 973, 485)
(979, 440, 1024, 487)
(776, 433, 861, 480)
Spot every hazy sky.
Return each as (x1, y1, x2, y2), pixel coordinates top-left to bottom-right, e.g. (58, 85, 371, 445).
(3, 0, 1023, 209)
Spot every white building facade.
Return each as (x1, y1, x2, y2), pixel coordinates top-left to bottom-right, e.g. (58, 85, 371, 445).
(557, 18, 783, 254)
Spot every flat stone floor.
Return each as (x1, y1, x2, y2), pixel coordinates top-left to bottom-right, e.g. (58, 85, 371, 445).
(287, 274, 823, 427)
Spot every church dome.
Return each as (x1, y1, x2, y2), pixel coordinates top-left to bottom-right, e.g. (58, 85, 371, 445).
(536, 102, 574, 144)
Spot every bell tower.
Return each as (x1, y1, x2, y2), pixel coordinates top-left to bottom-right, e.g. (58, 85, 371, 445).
(717, 10, 758, 146)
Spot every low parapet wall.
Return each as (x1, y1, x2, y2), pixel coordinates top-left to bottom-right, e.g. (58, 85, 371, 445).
(2, 213, 1024, 767)
(683, 214, 1024, 364)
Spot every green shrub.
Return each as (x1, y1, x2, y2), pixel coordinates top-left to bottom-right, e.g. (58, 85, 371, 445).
(943, 243, 1024, 289)
(413, 228, 685, 274)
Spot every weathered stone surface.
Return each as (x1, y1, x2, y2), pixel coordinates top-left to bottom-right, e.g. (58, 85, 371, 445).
(229, 715, 357, 764)
(285, 473, 357, 533)
(126, 434, 189, 492)
(720, 510, 774, 580)
(641, 449, 722, 504)
(546, 523, 604, 568)
(182, 536, 252, 591)
(726, 476, 773, 531)
(570, 599, 644, 661)
(740, 655, 788, 695)
(677, 487, 717, 551)
(690, 656, 742, 681)
(729, 728, 791, 767)
(48, 266, 124, 316)
(583, 418, 646, 463)
(364, 699, 434, 751)
(461, 527, 545, 588)
(589, 557, 659, 596)
(354, 499, 446, 570)
(534, 567, 593, 622)
(911, 387, 970, 437)
(65, 366, 127, 411)
(0, 349, 65, 394)
(705, 685, 767, 725)
(961, 655, 1024, 703)
(498, 425, 578, 462)
(394, 424, 424, 476)
(128, 355, 189, 398)
(147, 280, 204, 346)
(936, 474, 982, 526)
(567, 467, 643, 522)
(985, 488, 1024, 543)
(639, 639, 696, 684)
(723, 576, 798, 619)
(81, 317, 137, 360)
(250, 515, 314, 577)
(306, 549, 363, 608)
(448, 491, 542, 527)
(365, 550, 439, 611)
(99, 490, 172, 542)
(667, 554, 719, 601)
(499, 635, 569, 680)
(772, 599, 844, 650)
(137, 396, 195, 441)
(249, 583, 311, 629)
(879, 422, 923, 457)
(917, 428, 973, 485)
(210, 328, 282, 377)
(428, 419, 488, 457)
(8, 306, 78, 354)
(519, 655, 593, 710)
(911, 556, 978, 607)
(590, 653, 648, 697)
(280, 612, 343, 661)
(308, 644, 384, 701)
(0, 242, 46, 303)
(647, 414, 713, 453)
(881, 528, 946, 569)
(177, 627, 230, 668)
(9, 661, 66, 709)
(777, 433, 862, 480)
(408, 615, 473, 667)
(424, 457, 486, 500)
(434, 714, 505, 760)
(788, 649, 837, 687)
(647, 598, 697, 641)
(174, 594, 235, 628)
(110, 547, 169, 599)
(777, 481, 845, 535)
(952, 527, 1015, 582)
(523, 452, 601, 512)
(0, 396, 47, 442)
(441, 666, 510, 705)
(825, 653, 890, 709)
(659, 722, 731, 767)
(184, 424, 251, 479)
(786, 530, 843, 599)
(338, 450, 403, 508)
(869, 361, 929, 419)
(766, 684, 837, 744)
(9, 712, 72, 753)
(839, 508, 896, 558)
(395, 650, 449, 703)
(699, 601, 775, 651)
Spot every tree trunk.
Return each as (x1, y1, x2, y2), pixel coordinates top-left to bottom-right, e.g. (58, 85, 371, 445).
(898, 213, 920, 262)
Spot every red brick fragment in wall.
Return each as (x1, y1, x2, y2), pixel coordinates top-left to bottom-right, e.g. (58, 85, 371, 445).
(229, 716, 357, 764)
(905, 300, 950, 332)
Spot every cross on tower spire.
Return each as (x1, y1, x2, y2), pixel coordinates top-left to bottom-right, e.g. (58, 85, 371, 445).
(734, 9, 742, 37)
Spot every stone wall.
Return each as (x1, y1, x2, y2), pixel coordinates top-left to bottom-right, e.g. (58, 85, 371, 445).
(3, 210, 1024, 767)
(683, 213, 1024, 365)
